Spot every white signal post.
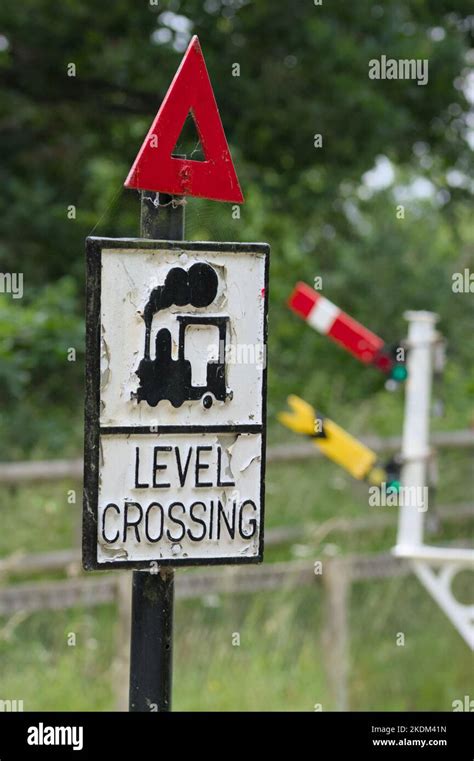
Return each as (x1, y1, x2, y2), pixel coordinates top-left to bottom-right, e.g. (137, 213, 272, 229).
(394, 310, 474, 649)
(395, 311, 438, 551)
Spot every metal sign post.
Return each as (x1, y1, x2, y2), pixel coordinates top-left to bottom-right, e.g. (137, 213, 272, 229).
(82, 34, 270, 710)
(83, 232, 269, 707)
(129, 190, 183, 712)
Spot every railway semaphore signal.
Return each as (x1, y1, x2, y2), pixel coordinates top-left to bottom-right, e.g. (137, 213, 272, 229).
(288, 281, 407, 382)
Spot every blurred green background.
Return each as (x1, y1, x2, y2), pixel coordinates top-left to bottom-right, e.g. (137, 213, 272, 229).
(0, 0, 472, 711)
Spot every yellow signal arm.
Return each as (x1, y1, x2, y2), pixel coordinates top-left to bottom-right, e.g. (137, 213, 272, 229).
(278, 395, 384, 484)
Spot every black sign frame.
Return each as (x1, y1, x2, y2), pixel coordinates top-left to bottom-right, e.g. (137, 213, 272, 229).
(83, 237, 269, 571)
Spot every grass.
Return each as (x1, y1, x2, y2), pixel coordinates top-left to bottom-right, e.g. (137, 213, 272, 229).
(0, 446, 472, 711)
(0, 608, 114, 711)
(1, 580, 471, 711)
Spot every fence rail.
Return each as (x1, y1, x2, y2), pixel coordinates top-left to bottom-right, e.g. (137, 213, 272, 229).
(0, 504, 471, 616)
(3, 541, 472, 615)
(0, 554, 406, 617)
(0, 430, 472, 484)
(0, 503, 470, 580)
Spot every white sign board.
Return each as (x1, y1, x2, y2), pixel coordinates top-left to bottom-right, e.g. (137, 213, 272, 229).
(83, 238, 269, 569)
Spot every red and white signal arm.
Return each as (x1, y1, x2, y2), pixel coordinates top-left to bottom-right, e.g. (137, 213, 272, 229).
(288, 281, 392, 371)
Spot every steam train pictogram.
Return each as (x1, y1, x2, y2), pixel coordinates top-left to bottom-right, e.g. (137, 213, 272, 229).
(135, 262, 231, 409)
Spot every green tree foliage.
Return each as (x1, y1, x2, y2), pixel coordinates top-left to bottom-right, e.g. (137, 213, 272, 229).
(0, 0, 472, 456)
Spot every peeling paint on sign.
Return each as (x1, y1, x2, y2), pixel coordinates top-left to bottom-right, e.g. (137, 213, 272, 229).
(83, 239, 269, 570)
(97, 432, 262, 563)
(99, 247, 266, 427)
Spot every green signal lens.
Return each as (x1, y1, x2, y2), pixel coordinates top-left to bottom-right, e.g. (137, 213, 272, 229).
(391, 364, 408, 382)
(386, 480, 401, 494)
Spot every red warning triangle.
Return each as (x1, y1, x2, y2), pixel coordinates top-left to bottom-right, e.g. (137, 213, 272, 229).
(125, 35, 244, 203)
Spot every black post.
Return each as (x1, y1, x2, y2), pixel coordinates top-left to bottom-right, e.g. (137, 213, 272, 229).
(128, 188, 184, 712)
(129, 567, 175, 712)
